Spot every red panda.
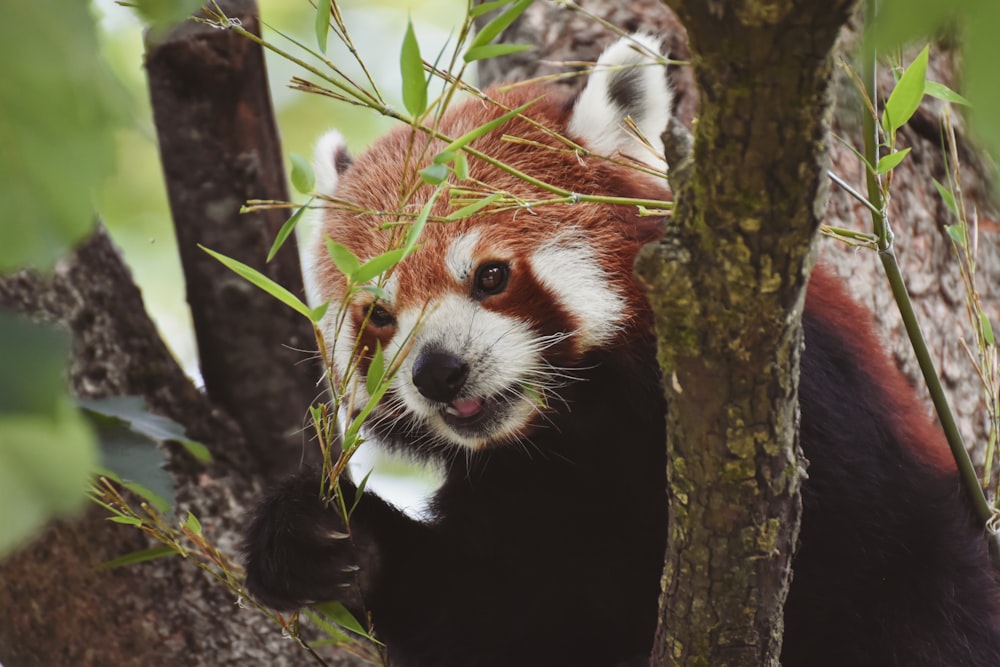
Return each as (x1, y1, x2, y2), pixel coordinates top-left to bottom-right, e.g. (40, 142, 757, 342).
(244, 35, 1000, 666)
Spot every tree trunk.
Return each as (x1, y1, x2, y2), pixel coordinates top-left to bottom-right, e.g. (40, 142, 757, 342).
(635, 1, 854, 664)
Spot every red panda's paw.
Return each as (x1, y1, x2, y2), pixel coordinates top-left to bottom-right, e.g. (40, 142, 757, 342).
(242, 472, 362, 611)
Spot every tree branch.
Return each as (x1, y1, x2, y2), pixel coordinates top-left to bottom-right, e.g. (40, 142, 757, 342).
(636, 1, 854, 664)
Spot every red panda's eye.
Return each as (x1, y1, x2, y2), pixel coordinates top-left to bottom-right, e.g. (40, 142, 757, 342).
(474, 262, 509, 297)
(366, 303, 395, 328)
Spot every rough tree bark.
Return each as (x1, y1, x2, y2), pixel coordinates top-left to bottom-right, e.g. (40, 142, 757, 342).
(633, 1, 855, 664)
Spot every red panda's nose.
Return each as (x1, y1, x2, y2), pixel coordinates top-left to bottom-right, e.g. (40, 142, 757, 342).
(411, 350, 470, 403)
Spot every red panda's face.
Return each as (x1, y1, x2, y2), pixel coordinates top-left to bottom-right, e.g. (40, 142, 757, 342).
(303, 35, 671, 452)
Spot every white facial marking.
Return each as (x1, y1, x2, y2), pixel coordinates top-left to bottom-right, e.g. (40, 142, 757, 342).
(444, 229, 482, 283)
(530, 233, 626, 350)
(387, 294, 545, 449)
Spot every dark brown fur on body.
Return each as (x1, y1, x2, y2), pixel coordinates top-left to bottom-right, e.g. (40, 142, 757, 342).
(244, 37, 1000, 666)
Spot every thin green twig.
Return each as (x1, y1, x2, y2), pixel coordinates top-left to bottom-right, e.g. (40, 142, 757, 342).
(859, 0, 992, 524)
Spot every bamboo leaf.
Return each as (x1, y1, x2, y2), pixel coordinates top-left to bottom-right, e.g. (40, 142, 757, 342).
(441, 100, 537, 154)
(933, 179, 959, 216)
(945, 224, 966, 248)
(401, 19, 428, 118)
(882, 45, 929, 137)
(467, 0, 533, 51)
(419, 163, 449, 185)
(924, 80, 971, 106)
(177, 438, 212, 464)
(470, 0, 512, 18)
(325, 238, 362, 279)
(366, 342, 385, 398)
(446, 192, 503, 220)
(463, 42, 533, 63)
(404, 188, 441, 255)
(97, 546, 178, 571)
(184, 511, 202, 536)
(108, 516, 143, 526)
(289, 153, 315, 194)
(303, 609, 350, 643)
(875, 147, 911, 174)
(267, 199, 312, 263)
(454, 152, 469, 180)
(123, 481, 171, 515)
(312, 601, 371, 639)
(433, 151, 457, 165)
(980, 311, 995, 346)
(201, 246, 313, 320)
(315, 0, 332, 51)
(354, 248, 410, 284)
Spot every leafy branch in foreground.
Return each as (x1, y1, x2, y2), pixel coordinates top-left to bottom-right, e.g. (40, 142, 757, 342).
(826, 36, 994, 525)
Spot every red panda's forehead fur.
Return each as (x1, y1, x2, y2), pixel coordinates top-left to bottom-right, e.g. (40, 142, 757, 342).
(312, 85, 667, 332)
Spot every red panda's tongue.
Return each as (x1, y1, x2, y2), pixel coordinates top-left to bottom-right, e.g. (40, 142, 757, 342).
(449, 397, 485, 418)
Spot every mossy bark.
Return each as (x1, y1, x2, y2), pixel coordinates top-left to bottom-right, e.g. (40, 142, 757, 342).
(634, 1, 854, 665)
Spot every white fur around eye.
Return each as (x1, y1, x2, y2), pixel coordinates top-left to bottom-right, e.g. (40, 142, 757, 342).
(444, 230, 482, 284)
(530, 234, 626, 350)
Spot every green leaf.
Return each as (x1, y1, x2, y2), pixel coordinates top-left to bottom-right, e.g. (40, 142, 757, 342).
(419, 163, 450, 185)
(441, 100, 537, 154)
(108, 516, 144, 526)
(290, 154, 316, 194)
(267, 199, 312, 263)
(468, 0, 533, 51)
(133, 0, 203, 28)
(470, 0, 513, 18)
(184, 511, 203, 535)
(350, 469, 373, 519)
(401, 19, 428, 118)
(0, 1, 128, 272)
(97, 545, 178, 571)
(980, 311, 996, 346)
(0, 400, 96, 557)
(446, 193, 503, 221)
(82, 395, 211, 468)
(454, 153, 470, 181)
(312, 601, 371, 639)
(124, 481, 171, 515)
(201, 245, 313, 320)
(366, 342, 386, 397)
(875, 147, 911, 175)
(325, 238, 362, 279)
(354, 248, 410, 284)
(83, 401, 176, 511)
(311, 302, 331, 322)
(924, 80, 971, 107)
(0, 313, 69, 417)
(303, 609, 350, 644)
(315, 0, 332, 51)
(934, 179, 959, 216)
(404, 189, 441, 255)
(433, 151, 457, 165)
(882, 45, 929, 137)
(944, 224, 966, 248)
(463, 43, 533, 63)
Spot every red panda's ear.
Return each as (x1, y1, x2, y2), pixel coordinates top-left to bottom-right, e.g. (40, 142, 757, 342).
(567, 33, 672, 172)
(313, 130, 352, 197)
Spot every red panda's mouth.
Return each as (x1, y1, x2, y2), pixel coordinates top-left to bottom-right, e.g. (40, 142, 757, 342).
(440, 395, 500, 433)
(444, 397, 485, 419)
